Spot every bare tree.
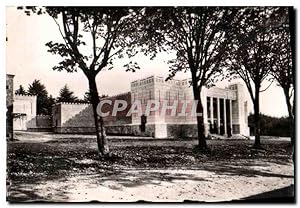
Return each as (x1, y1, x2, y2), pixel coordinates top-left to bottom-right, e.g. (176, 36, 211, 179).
(227, 7, 282, 148)
(141, 7, 240, 150)
(20, 7, 142, 156)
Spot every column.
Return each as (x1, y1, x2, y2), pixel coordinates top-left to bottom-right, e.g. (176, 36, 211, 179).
(210, 97, 214, 124)
(229, 99, 233, 135)
(223, 99, 227, 135)
(203, 96, 208, 124)
(217, 98, 220, 134)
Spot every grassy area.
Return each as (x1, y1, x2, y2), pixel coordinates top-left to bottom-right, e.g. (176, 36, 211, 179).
(7, 136, 293, 186)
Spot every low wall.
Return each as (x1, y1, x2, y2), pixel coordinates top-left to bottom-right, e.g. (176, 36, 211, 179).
(52, 123, 202, 138)
(53, 127, 95, 134)
(53, 124, 155, 137)
(27, 115, 52, 132)
(14, 115, 52, 131)
(166, 124, 198, 138)
(166, 123, 212, 138)
(106, 124, 155, 137)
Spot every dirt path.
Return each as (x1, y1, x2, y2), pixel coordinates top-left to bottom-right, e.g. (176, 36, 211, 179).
(9, 160, 294, 202)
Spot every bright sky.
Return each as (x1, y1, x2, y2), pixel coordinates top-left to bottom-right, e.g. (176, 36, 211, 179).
(6, 6, 289, 117)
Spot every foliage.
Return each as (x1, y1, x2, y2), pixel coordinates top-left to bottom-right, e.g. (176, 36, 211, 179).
(18, 7, 142, 75)
(270, 8, 294, 120)
(82, 90, 107, 103)
(139, 7, 242, 149)
(226, 7, 283, 101)
(141, 7, 240, 88)
(82, 90, 92, 103)
(46, 95, 56, 114)
(17, 6, 146, 155)
(57, 84, 78, 103)
(248, 113, 290, 137)
(27, 79, 53, 115)
(15, 85, 27, 95)
(226, 7, 288, 147)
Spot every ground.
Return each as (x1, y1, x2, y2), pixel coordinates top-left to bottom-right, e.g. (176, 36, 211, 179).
(7, 132, 294, 202)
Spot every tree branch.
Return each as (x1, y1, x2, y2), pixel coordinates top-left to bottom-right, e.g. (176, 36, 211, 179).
(259, 79, 274, 92)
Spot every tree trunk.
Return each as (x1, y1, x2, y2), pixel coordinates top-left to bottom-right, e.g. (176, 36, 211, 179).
(88, 76, 110, 156)
(253, 87, 261, 148)
(191, 82, 208, 150)
(283, 88, 294, 146)
(196, 101, 208, 149)
(288, 7, 295, 163)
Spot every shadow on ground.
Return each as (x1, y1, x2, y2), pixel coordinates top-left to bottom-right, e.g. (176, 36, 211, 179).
(239, 184, 295, 203)
(7, 135, 294, 202)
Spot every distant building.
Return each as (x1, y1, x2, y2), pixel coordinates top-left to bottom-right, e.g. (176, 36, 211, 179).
(52, 92, 132, 133)
(12, 94, 52, 132)
(6, 74, 52, 132)
(52, 75, 250, 138)
(13, 95, 37, 130)
(131, 76, 249, 138)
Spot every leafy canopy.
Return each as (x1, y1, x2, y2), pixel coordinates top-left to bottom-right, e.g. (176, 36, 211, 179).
(19, 7, 144, 76)
(140, 7, 240, 88)
(226, 7, 286, 101)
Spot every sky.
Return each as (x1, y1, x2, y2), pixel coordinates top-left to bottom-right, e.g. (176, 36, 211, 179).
(6, 6, 290, 118)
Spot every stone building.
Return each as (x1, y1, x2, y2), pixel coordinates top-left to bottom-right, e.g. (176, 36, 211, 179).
(131, 75, 249, 138)
(52, 75, 250, 138)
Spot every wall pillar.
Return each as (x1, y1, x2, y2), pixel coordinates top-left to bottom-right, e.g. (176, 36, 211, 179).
(217, 97, 220, 134)
(210, 97, 214, 124)
(203, 95, 208, 124)
(229, 99, 233, 135)
(223, 99, 227, 135)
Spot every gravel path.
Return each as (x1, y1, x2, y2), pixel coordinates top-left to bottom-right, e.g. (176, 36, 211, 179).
(7, 132, 294, 202)
(9, 161, 294, 202)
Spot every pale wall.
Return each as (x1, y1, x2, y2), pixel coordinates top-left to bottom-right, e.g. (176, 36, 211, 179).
(13, 95, 37, 130)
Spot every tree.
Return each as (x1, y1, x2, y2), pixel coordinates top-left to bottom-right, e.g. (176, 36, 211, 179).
(83, 90, 92, 103)
(226, 7, 281, 148)
(141, 7, 240, 150)
(57, 84, 78, 103)
(248, 113, 290, 137)
(19, 7, 142, 156)
(271, 8, 294, 146)
(83, 89, 107, 103)
(27, 79, 51, 115)
(46, 95, 56, 115)
(15, 85, 27, 95)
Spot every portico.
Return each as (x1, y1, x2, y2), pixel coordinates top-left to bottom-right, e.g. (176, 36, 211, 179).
(207, 96, 233, 136)
(203, 83, 249, 137)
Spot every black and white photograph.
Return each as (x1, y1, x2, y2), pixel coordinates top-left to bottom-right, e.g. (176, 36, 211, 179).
(4, 2, 296, 203)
